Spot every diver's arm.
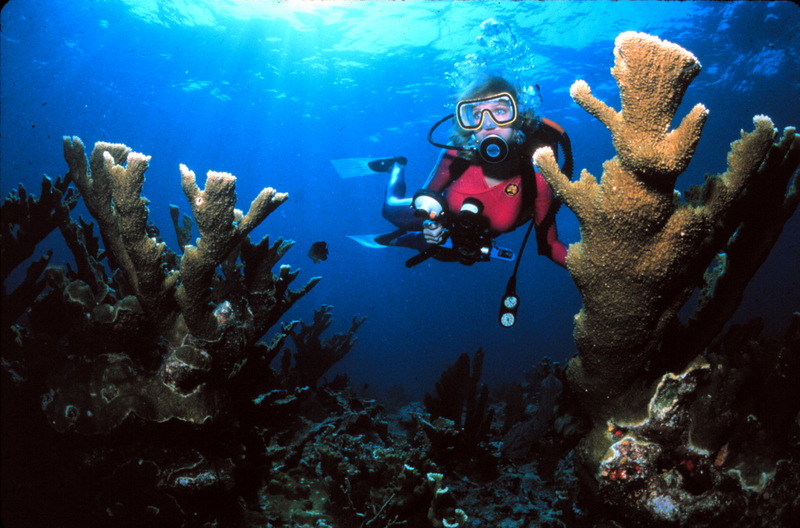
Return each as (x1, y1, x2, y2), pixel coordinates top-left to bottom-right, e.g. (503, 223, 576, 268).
(538, 221, 568, 268)
(533, 173, 568, 268)
(380, 158, 420, 231)
(418, 150, 455, 245)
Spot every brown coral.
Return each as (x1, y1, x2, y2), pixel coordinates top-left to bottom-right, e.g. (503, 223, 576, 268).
(533, 32, 797, 409)
(569, 32, 708, 181)
(175, 163, 288, 340)
(63, 136, 315, 344)
(1, 173, 78, 326)
(64, 137, 181, 338)
(1, 137, 366, 528)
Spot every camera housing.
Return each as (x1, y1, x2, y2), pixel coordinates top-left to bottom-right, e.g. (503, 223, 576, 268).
(447, 198, 494, 265)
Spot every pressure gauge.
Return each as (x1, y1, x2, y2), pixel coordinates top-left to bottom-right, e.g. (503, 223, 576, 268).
(500, 312, 516, 327)
(498, 278, 519, 328)
(503, 295, 518, 309)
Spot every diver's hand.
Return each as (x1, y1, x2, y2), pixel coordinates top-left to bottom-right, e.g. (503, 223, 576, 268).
(423, 220, 444, 245)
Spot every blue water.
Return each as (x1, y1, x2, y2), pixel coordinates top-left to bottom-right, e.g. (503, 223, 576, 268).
(2, 0, 798, 397)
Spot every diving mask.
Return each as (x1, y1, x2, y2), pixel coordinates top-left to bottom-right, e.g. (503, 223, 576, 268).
(456, 92, 517, 131)
(427, 91, 521, 164)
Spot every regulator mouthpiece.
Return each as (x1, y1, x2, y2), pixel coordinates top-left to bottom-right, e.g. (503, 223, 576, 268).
(478, 135, 510, 164)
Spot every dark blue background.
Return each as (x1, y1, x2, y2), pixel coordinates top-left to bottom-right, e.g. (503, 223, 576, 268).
(2, 0, 798, 397)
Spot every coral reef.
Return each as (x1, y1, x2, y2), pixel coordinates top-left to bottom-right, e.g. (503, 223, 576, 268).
(248, 390, 437, 527)
(500, 358, 583, 481)
(286, 304, 367, 389)
(63, 136, 313, 344)
(421, 348, 497, 475)
(3, 29, 799, 528)
(591, 317, 799, 527)
(534, 31, 799, 527)
(534, 32, 798, 409)
(0, 138, 368, 527)
(9, 136, 550, 528)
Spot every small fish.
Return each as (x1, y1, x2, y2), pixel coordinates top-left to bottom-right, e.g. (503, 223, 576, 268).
(307, 241, 329, 263)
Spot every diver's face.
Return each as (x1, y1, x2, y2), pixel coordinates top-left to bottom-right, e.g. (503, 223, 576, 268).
(474, 121, 516, 142)
(470, 99, 516, 141)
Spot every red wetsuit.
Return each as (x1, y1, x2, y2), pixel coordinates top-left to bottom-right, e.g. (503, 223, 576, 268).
(426, 151, 567, 267)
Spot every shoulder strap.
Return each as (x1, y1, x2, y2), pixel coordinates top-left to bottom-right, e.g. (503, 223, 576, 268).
(519, 118, 574, 254)
(444, 154, 471, 190)
(539, 118, 573, 180)
(517, 157, 538, 227)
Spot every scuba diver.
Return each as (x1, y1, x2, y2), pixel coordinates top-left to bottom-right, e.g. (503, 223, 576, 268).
(370, 75, 572, 271)
(366, 75, 573, 327)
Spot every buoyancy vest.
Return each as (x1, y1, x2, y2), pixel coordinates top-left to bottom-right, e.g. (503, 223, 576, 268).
(436, 118, 572, 256)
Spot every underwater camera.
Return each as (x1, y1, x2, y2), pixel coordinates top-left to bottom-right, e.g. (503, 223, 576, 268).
(447, 197, 495, 265)
(408, 192, 506, 267)
(408, 191, 521, 328)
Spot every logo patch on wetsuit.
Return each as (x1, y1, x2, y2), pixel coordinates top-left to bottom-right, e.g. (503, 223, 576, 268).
(504, 183, 519, 196)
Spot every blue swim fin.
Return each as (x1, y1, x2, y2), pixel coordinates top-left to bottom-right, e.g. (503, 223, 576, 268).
(331, 157, 407, 178)
(331, 158, 379, 178)
(347, 234, 391, 249)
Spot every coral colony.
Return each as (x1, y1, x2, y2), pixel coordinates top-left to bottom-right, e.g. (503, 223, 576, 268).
(2, 32, 799, 527)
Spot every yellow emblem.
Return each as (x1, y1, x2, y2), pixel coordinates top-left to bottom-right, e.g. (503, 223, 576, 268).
(504, 183, 519, 196)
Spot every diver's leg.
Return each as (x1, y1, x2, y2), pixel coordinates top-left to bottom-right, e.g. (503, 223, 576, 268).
(384, 158, 408, 208)
(372, 157, 421, 231)
(369, 156, 407, 173)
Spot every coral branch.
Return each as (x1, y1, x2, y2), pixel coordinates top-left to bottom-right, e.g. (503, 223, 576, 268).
(533, 147, 597, 224)
(169, 203, 193, 251)
(288, 305, 366, 388)
(579, 32, 710, 183)
(62, 137, 310, 345)
(536, 33, 797, 412)
(176, 164, 288, 340)
(65, 136, 180, 335)
(1, 173, 77, 282)
(570, 80, 617, 130)
(676, 126, 800, 357)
